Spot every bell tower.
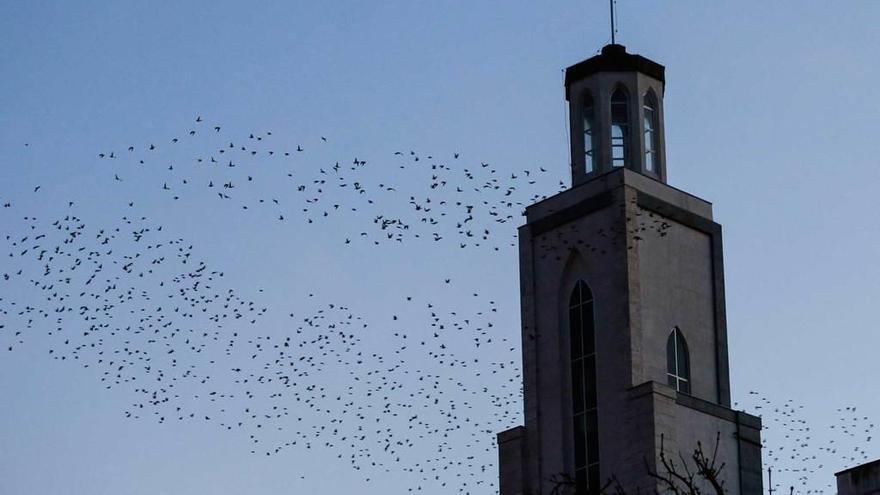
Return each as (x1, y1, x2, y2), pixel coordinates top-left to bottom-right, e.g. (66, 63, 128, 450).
(567, 44, 667, 185)
(496, 45, 764, 495)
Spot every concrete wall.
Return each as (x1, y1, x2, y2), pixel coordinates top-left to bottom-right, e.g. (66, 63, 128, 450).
(518, 185, 632, 494)
(665, 395, 741, 494)
(837, 459, 880, 495)
(618, 382, 745, 495)
(633, 204, 719, 403)
(498, 426, 527, 495)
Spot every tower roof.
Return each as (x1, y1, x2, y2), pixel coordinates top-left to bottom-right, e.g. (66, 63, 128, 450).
(565, 44, 665, 99)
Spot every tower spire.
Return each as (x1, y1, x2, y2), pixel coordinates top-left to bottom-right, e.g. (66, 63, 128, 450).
(610, 0, 616, 44)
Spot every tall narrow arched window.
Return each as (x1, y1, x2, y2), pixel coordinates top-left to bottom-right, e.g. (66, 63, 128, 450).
(610, 88, 629, 168)
(643, 91, 658, 173)
(570, 280, 599, 493)
(667, 327, 691, 394)
(583, 93, 596, 174)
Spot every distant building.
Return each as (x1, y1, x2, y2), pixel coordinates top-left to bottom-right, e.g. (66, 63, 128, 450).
(837, 459, 880, 495)
(496, 44, 763, 494)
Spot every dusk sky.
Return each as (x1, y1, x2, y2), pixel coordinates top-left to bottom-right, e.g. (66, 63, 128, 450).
(2, 2, 879, 494)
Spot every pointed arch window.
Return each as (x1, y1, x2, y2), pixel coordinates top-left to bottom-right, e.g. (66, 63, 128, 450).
(583, 93, 596, 174)
(570, 280, 599, 493)
(610, 88, 629, 168)
(666, 327, 691, 394)
(643, 91, 658, 173)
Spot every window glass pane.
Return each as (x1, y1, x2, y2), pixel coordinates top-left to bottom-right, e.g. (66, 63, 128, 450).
(574, 414, 587, 468)
(611, 89, 629, 168)
(576, 468, 587, 494)
(572, 360, 585, 413)
(570, 307, 582, 359)
(579, 280, 593, 301)
(585, 369, 597, 410)
(667, 332, 676, 375)
(668, 373, 678, 389)
(571, 280, 598, 488)
(680, 379, 691, 395)
(584, 103, 594, 174)
(644, 93, 657, 174)
(586, 409, 599, 460)
(677, 333, 689, 379)
(611, 104, 627, 122)
(582, 302, 594, 355)
(588, 464, 601, 493)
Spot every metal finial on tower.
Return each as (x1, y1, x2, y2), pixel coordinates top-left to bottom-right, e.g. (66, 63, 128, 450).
(610, 0, 616, 44)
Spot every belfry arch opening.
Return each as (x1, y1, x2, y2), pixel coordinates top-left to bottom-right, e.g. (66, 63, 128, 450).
(582, 92, 596, 174)
(643, 89, 659, 173)
(610, 87, 630, 168)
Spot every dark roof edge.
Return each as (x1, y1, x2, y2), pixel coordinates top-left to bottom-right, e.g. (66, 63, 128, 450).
(565, 44, 665, 98)
(835, 458, 880, 477)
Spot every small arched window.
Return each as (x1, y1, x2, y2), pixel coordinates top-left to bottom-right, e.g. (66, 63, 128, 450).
(570, 280, 599, 493)
(666, 327, 691, 394)
(583, 94, 596, 174)
(610, 88, 629, 168)
(643, 91, 658, 173)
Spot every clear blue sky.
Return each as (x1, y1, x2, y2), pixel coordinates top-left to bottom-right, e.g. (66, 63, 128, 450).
(1, 1, 879, 494)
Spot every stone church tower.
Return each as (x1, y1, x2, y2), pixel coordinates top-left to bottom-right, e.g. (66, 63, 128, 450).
(496, 44, 763, 494)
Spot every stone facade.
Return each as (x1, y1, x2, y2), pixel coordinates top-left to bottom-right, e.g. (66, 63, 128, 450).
(498, 169, 762, 494)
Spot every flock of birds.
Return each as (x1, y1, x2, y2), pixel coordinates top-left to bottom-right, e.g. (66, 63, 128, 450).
(90, 116, 565, 251)
(2, 117, 561, 494)
(735, 393, 877, 493)
(1, 116, 876, 494)
(1, 208, 522, 493)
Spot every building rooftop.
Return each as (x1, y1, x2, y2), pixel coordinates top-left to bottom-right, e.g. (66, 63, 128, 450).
(565, 44, 665, 99)
(836, 458, 880, 495)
